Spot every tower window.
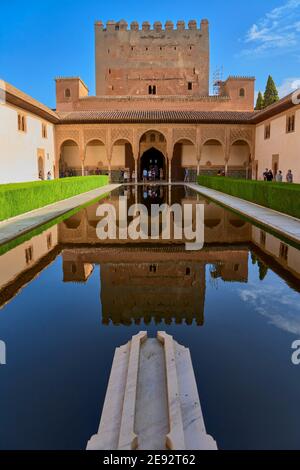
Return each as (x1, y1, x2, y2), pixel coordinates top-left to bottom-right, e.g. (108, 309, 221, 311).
(264, 124, 271, 140)
(260, 231, 266, 247)
(279, 243, 289, 261)
(18, 113, 27, 132)
(42, 123, 47, 138)
(148, 85, 157, 95)
(286, 114, 295, 133)
(188, 82, 193, 91)
(239, 88, 245, 97)
(21, 116, 26, 132)
(25, 246, 33, 265)
(47, 233, 52, 249)
(64, 88, 71, 98)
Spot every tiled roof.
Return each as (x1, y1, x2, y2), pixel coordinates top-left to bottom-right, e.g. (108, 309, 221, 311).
(2, 80, 298, 126)
(2, 81, 59, 123)
(57, 109, 256, 124)
(251, 91, 298, 123)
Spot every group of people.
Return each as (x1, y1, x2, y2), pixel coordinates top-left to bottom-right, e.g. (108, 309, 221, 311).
(263, 168, 294, 183)
(142, 166, 164, 182)
(122, 169, 136, 183)
(39, 171, 52, 180)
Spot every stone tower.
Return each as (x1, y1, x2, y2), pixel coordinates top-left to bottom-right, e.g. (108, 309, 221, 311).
(95, 19, 210, 97)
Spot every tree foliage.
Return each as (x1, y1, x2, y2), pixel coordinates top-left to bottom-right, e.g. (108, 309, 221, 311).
(264, 75, 279, 107)
(255, 91, 264, 110)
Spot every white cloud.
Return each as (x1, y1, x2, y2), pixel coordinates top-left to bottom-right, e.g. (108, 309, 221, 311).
(277, 77, 300, 97)
(241, 0, 300, 56)
(239, 284, 300, 335)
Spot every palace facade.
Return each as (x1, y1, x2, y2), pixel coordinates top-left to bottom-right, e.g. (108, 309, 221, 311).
(0, 19, 299, 184)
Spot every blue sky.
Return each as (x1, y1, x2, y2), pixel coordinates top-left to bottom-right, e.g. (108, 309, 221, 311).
(1, 0, 300, 107)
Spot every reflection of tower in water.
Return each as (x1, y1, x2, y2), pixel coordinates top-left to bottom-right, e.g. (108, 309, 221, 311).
(100, 260, 206, 326)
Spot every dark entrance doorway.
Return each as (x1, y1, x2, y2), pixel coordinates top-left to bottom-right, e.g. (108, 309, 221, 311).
(140, 148, 166, 181)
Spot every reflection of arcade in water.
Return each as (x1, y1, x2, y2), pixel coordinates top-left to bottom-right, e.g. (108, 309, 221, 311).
(58, 185, 252, 246)
(1, 187, 300, 328)
(58, 185, 252, 325)
(62, 247, 249, 326)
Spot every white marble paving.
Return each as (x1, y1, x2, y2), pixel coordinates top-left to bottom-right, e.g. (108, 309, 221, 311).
(0, 184, 121, 245)
(87, 332, 218, 451)
(188, 183, 300, 244)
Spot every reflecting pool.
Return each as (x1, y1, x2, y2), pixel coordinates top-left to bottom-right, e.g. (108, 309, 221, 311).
(0, 185, 299, 450)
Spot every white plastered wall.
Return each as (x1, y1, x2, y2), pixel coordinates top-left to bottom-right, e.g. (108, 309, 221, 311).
(255, 107, 300, 182)
(0, 102, 55, 183)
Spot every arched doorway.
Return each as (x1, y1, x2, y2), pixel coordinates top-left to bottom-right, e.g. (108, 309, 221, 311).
(112, 139, 134, 182)
(38, 156, 45, 180)
(201, 139, 225, 175)
(85, 139, 107, 175)
(228, 140, 251, 179)
(140, 147, 166, 181)
(59, 140, 81, 177)
(172, 139, 196, 182)
(139, 130, 167, 181)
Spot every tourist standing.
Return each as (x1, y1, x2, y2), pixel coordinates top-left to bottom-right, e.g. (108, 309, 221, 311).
(184, 168, 189, 182)
(266, 170, 274, 182)
(263, 169, 269, 181)
(286, 170, 293, 183)
(143, 168, 148, 183)
(160, 168, 164, 181)
(275, 170, 283, 182)
(124, 170, 129, 183)
(47, 171, 52, 180)
(132, 170, 136, 182)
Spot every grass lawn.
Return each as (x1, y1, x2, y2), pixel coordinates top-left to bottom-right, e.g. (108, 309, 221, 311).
(0, 176, 109, 222)
(197, 176, 300, 219)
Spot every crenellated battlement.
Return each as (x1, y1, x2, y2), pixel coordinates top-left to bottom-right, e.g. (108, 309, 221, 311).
(95, 19, 209, 33)
(95, 18, 210, 97)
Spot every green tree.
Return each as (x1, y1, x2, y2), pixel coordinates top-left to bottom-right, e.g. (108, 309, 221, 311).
(251, 252, 257, 265)
(258, 260, 268, 281)
(264, 75, 279, 107)
(255, 91, 264, 110)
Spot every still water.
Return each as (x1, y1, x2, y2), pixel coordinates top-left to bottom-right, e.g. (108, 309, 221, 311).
(0, 185, 299, 450)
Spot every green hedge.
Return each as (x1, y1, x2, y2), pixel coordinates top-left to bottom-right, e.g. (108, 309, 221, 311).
(197, 176, 300, 219)
(0, 176, 109, 221)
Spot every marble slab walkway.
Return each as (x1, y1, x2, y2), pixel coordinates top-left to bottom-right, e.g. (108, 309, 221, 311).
(188, 183, 300, 245)
(0, 184, 121, 246)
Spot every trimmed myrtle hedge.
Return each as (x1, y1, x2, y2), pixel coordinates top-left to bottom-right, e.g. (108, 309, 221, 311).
(197, 176, 300, 219)
(0, 176, 109, 221)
